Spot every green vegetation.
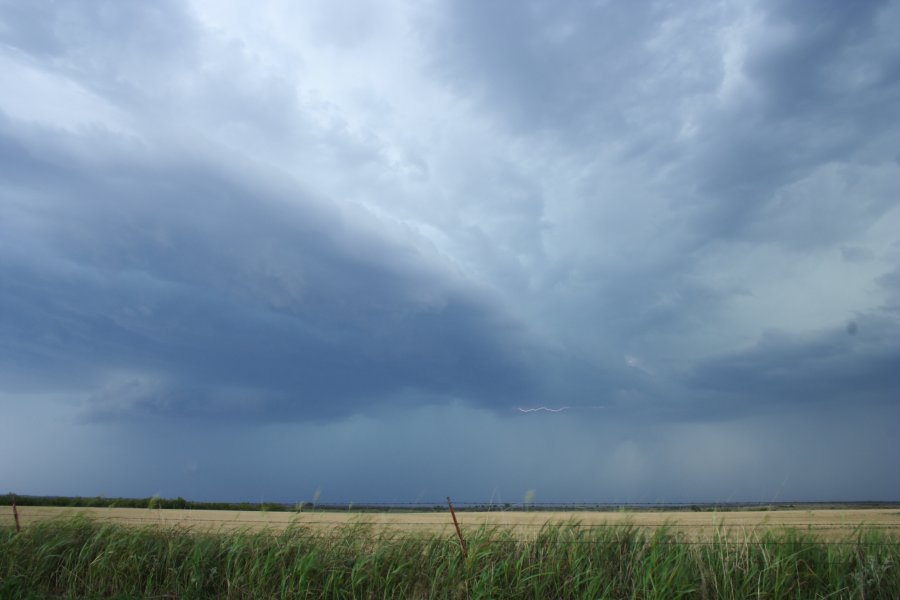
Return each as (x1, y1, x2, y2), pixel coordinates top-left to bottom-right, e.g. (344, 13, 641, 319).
(2, 516, 898, 599)
(1, 494, 291, 513)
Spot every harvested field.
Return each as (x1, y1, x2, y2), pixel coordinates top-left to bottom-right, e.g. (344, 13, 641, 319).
(4, 505, 899, 540)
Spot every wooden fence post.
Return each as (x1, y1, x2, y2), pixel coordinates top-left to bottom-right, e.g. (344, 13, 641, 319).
(12, 494, 21, 533)
(447, 496, 467, 560)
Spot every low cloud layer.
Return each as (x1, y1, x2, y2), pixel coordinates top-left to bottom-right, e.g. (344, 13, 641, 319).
(1, 0, 898, 501)
(0, 115, 539, 420)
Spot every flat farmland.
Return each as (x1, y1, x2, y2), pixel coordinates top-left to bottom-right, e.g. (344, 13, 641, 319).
(4, 505, 899, 597)
(4, 505, 899, 540)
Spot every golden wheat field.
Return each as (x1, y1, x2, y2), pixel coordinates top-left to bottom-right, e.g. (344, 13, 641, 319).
(4, 505, 899, 540)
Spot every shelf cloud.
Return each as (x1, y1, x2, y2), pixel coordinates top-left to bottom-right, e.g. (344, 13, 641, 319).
(1, 0, 898, 502)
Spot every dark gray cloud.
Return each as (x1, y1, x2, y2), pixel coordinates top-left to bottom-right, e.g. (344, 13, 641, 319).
(1, 0, 899, 501)
(0, 116, 538, 420)
(683, 0, 900, 245)
(421, 0, 722, 146)
(689, 314, 900, 415)
(746, 0, 895, 120)
(422, 0, 900, 251)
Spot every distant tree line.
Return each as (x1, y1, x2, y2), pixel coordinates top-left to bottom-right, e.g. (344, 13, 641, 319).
(1, 494, 291, 512)
(4, 494, 893, 513)
(1, 494, 505, 512)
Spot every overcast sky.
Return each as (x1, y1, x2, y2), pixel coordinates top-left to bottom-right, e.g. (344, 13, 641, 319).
(1, 0, 899, 504)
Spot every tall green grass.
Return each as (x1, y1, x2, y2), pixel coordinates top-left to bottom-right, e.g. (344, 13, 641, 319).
(1, 517, 897, 599)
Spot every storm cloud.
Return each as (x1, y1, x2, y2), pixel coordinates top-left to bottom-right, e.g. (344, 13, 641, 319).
(1, 0, 898, 502)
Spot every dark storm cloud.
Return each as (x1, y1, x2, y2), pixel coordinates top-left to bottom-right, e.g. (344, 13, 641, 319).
(0, 117, 537, 420)
(688, 314, 900, 413)
(746, 0, 894, 120)
(422, 0, 721, 143)
(424, 0, 900, 249)
(1, 0, 897, 426)
(418, 1, 900, 419)
(2, 0, 900, 502)
(685, 0, 900, 245)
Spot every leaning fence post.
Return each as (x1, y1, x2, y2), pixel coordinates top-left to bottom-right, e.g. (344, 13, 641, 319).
(12, 494, 21, 533)
(447, 496, 467, 560)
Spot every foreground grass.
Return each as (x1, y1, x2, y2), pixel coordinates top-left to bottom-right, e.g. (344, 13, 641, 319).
(1, 517, 897, 599)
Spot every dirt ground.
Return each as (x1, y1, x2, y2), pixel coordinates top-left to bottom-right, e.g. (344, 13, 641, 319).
(4, 506, 899, 540)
